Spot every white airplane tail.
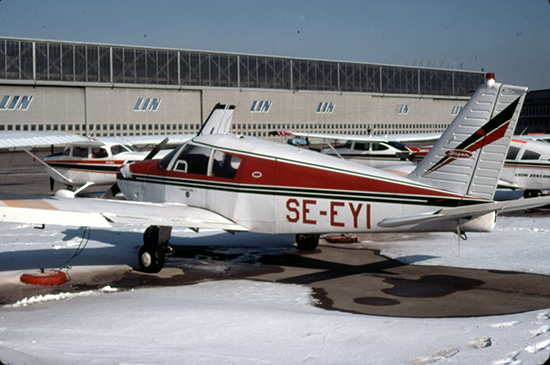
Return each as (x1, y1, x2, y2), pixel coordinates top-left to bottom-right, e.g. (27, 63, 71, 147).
(407, 73, 528, 200)
(197, 103, 235, 136)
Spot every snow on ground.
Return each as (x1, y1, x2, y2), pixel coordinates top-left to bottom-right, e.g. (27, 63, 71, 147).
(0, 216, 550, 364)
(368, 215, 550, 276)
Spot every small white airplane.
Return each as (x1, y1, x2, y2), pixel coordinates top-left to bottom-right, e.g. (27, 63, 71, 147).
(270, 131, 440, 167)
(1, 73, 548, 274)
(0, 104, 235, 196)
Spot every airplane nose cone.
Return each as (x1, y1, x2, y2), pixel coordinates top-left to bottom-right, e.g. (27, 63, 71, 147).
(119, 163, 133, 179)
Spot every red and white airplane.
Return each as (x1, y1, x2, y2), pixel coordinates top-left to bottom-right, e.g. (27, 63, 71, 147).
(0, 104, 234, 196)
(1, 74, 548, 273)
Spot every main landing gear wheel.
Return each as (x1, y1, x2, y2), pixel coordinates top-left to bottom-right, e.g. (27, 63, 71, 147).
(524, 189, 542, 198)
(296, 234, 320, 250)
(138, 225, 173, 273)
(138, 245, 165, 273)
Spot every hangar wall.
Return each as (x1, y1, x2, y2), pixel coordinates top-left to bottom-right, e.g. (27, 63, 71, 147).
(0, 83, 467, 139)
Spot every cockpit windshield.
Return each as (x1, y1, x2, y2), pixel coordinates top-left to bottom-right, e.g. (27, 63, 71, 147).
(111, 144, 135, 155)
(386, 141, 410, 152)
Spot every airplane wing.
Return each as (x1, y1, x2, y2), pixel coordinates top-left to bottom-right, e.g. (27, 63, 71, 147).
(0, 193, 249, 232)
(97, 134, 195, 147)
(271, 130, 442, 143)
(377, 195, 550, 228)
(0, 131, 90, 148)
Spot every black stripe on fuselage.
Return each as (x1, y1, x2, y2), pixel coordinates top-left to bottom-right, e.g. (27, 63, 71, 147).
(47, 162, 120, 173)
(120, 172, 488, 208)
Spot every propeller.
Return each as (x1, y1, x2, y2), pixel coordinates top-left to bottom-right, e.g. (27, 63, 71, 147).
(101, 137, 169, 199)
(144, 137, 169, 160)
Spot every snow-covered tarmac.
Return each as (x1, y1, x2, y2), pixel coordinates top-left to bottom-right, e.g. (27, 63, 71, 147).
(1, 215, 550, 364)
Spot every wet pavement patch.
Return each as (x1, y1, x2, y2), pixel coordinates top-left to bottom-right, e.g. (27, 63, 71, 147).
(354, 297, 401, 306)
(382, 275, 485, 298)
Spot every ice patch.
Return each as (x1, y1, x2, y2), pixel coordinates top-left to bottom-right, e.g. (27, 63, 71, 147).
(529, 325, 550, 338)
(525, 339, 550, 354)
(471, 336, 491, 349)
(413, 348, 459, 364)
(490, 321, 520, 328)
(493, 350, 520, 365)
(4, 286, 119, 308)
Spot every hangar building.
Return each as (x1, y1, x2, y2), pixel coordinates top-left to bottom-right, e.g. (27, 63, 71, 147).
(0, 37, 484, 139)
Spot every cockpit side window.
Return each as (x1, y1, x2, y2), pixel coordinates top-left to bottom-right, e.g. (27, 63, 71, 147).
(63, 146, 71, 156)
(354, 142, 370, 151)
(72, 145, 88, 158)
(173, 145, 211, 175)
(211, 150, 242, 179)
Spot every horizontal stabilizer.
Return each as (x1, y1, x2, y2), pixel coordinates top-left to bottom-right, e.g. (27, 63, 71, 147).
(377, 195, 550, 228)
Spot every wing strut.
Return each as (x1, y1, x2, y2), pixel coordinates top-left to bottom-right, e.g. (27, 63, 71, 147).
(20, 148, 73, 184)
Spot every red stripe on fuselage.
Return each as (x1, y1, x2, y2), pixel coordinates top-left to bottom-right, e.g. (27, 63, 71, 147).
(129, 152, 482, 202)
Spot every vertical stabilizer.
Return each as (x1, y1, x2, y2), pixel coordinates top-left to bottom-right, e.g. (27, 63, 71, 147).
(407, 74, 527, 199)
(197, 103, 235, 136)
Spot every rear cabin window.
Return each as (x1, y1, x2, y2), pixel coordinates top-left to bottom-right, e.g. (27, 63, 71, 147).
(521, 150, 541, 160)
(212, 151, 242, 179)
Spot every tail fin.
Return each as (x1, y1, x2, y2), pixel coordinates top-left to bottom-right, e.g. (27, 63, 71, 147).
(197, 103, 235, 136)
(407, 73, 527, 200)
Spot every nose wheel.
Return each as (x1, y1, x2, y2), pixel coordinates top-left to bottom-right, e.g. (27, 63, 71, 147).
(138, 225, 173, 273)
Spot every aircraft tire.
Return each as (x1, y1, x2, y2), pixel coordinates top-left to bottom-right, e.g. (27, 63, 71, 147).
(524, 189, 542, 198)
(296, 234, 320, 250)
(143, 225, 160, 246)
(138, 245, 165, 273)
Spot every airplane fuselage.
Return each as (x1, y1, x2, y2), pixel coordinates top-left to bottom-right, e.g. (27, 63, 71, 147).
(118, 134, 496, 235)
(44, 143, 171, 187)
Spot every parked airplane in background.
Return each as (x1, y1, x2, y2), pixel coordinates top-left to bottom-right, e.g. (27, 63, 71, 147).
(1, 73, 548, 274)
(270, 131, 440, 167)
(0, 104, 235, 196)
